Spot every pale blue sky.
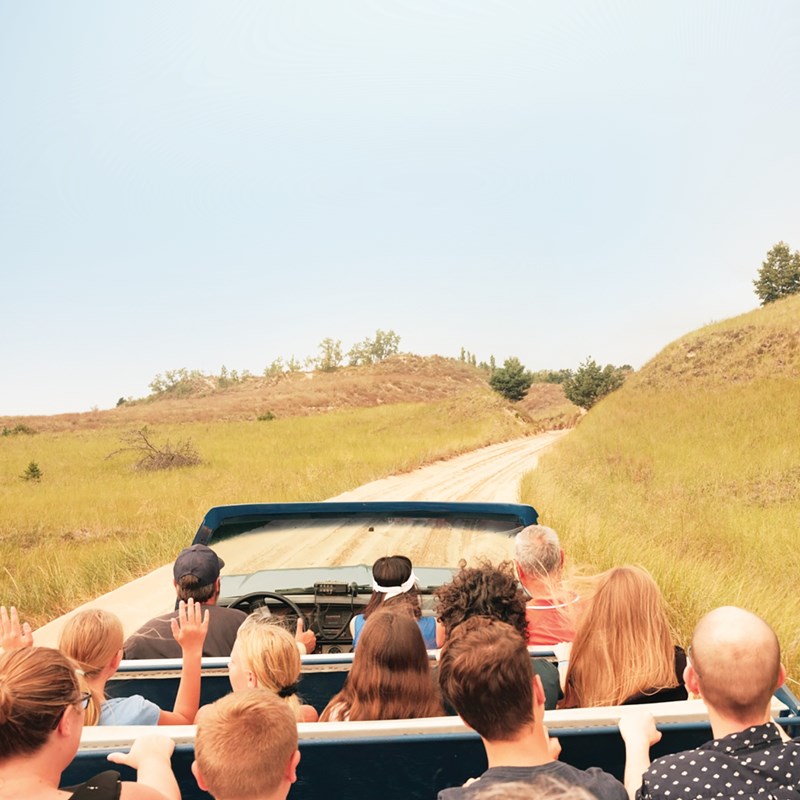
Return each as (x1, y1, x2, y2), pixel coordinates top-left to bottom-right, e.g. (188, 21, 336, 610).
(2, 1, 799, 415)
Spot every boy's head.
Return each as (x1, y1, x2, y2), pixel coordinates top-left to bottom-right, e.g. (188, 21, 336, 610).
(193, 688, 300, 799)
(438, 616, 542, 741)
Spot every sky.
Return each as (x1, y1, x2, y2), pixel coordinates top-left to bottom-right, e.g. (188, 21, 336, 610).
(2, 1, 799, 416)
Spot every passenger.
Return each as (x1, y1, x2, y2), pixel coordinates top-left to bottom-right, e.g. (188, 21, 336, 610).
(350, 555, 437, 650)
(0, 645, 180, 799)
(437, 617, 626, 799)
(228, 610, 318, 723)
(123, 544, 315, 658)
(557, 565, 687, 708)
(434, 561, 560, 710)
(514, 525, 580, 646)
(59, 601, 208, 725)
(553, 566, 688, 708)
(620, 606, 799, 800)
(193, 688, 300, 800)
(320, 611, 443, 721)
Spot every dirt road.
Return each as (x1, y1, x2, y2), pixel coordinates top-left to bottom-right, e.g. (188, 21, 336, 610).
(33, 430, 568, 646)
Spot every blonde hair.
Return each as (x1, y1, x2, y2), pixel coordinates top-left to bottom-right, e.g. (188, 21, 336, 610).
(563, 565, 678, 708)
(234, 612, 303, 720)
(195, 688, 297, 799)
(0, 647, 83, 758)
(58, 609, 124, 725)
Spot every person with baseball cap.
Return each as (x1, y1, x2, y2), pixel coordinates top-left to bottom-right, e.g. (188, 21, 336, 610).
(124, 545, 315, 659)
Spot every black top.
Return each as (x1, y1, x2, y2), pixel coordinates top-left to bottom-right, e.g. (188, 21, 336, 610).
(65, 770, 121, 800)
(638, 723, 800, 799)
(123, 603, 247, 659)
(624, 646, 688, 705)
(438, 761, 627, 800)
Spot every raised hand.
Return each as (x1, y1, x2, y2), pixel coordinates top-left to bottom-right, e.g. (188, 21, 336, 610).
(0, 606, 34, 652)
(170, 598, 209, 655)
(295, 616, 316, 655)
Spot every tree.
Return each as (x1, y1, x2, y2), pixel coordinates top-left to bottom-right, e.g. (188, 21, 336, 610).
(753, 241, 800, 305)
(348, 329, 401, 366)
(315, 338, 343, 372)
(489, 357, 534, 402)
(20, 461, 42, 481)
(563, 358, 630, 410)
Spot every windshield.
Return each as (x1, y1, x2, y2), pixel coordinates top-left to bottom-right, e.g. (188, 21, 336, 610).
(210, 514, 524, 574)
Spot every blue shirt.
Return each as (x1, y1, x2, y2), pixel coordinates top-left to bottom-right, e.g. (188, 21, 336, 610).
(99, 695, 160, 725)
(352, 614, 438, 649)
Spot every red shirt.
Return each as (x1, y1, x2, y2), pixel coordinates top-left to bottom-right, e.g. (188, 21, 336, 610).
(525, 595, 579, 646)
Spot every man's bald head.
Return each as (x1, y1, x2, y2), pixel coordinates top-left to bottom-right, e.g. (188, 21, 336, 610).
(689, 606, 782, 721)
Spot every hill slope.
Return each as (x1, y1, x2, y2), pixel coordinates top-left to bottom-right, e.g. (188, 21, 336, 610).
(1, 354, 579, 432)
(521, 293, 800, 676)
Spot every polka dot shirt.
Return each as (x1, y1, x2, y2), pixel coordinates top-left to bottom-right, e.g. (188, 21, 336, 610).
(638, 723, 800, 800)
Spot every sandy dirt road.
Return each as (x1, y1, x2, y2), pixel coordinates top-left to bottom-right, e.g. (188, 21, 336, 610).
(33, 430, 568, 646)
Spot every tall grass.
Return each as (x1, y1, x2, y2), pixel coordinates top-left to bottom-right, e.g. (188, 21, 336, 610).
(0, 391, 528, 626)
(521, 295, 800, 679)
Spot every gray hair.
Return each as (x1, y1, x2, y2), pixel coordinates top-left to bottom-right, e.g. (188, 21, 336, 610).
(514, 525, 562, 578)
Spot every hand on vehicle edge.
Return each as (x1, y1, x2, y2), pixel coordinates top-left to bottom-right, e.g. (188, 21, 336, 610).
(107, 733, 176, 768)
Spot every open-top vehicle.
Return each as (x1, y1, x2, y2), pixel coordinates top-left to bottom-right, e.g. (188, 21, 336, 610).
(69, 500, 800, 800)
(199, 500, 539, 651)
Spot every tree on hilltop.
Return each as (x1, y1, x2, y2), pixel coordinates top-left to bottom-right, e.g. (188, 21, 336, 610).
(753, 241, 800, 305)
(348, 329, 401, 366)
(563, 358, 631, 410)
(489, 357, 534, 402)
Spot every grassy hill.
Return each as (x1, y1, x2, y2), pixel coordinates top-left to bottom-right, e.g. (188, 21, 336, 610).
(521, 294, 800, 679)
(1, 354, 579, 432)
(0, 355, 577, 626)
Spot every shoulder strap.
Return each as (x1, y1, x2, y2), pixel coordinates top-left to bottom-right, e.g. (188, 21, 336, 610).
(67, 770, 121, 800)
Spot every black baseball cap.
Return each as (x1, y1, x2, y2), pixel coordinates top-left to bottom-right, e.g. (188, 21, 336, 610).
(173, 544, 225, 585)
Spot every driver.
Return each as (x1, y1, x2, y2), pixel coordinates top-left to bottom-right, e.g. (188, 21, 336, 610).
(123, 545, 317, 659)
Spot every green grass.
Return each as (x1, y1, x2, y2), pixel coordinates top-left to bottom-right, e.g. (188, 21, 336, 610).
(0, 391, 529, 626)
(520, 294, 800, 681)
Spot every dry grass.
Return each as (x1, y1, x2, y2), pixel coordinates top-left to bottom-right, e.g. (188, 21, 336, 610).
(0, 389, 536, 627)
(520, 293, 800, 680)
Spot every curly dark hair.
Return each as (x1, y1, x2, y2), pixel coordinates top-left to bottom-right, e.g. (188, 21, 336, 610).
(434, 560, 528, 641)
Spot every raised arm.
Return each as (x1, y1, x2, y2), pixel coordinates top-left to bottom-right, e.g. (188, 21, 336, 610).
(158, 599, 208, 725)
(618, 707, 662, 800)
(0, 606, 34, 652)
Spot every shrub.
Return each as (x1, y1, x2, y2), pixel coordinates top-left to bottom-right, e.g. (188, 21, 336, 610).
(563, 358, 631, 410)
(21, 461, 43, 481)
(257, 411, 276, 421)
(489, 357, 534, 402)
(108, 427, 202, 471)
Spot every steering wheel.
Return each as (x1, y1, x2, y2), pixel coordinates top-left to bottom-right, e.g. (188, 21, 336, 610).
(227, 591, 308, 628)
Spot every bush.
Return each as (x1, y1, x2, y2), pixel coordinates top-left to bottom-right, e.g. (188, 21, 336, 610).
(2, 424, 36, 437)
(108, 427, 202, 471)
(489, 357, 534, 402)
(21, 461, 43, 481)
(257, 411, 276, 421)
(563, 358, 631, 410)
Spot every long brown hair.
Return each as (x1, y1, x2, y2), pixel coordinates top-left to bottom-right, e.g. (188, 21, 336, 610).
(321, 612, 442, 721)
(563, 565, 678, 708)
(58, 608, 124, 725)
(0, 647, 84, 758)
(362, 556, 422, 620)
